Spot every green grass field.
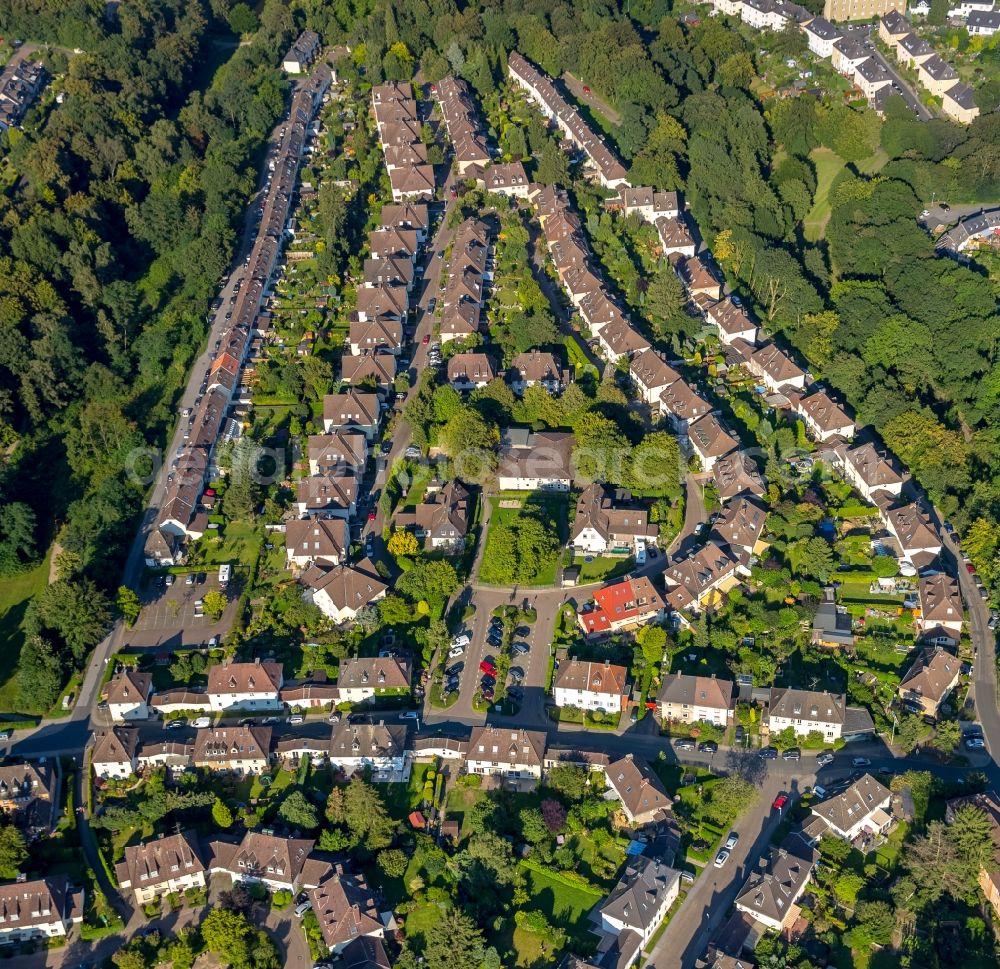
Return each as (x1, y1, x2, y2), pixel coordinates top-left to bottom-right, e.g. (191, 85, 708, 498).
(519, 863, 602, 934)
(803, 147, 846, 243)
(0, 554, 51, 715)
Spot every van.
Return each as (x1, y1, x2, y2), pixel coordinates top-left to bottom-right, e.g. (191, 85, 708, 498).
(218, 564, 231, 586)
(192, 717, 212, 729)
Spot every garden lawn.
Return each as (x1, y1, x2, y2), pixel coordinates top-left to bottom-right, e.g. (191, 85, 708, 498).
(518, 863, 602, 940)
(803, 147, 846, 242)
(444, 781, 483, 839)
(575, 554, 634, 583)
(480, 493, 567, 587)
(0, 554, 51, 715)
(195, 519, 263, 568)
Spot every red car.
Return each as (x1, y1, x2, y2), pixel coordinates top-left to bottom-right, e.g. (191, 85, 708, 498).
(422, 334, 430, 345)
(582, 84, 591, 93)
(967, 563, 976, 574)
(367, 510, 376, 522)
(479, 660, 497, 676)
(772, 794, 789, 811)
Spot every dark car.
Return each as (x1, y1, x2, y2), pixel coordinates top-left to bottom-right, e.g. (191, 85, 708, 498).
(674, 738, 696, 751)
(509, 666, 525, 680)
(734, 725, 745, 744)
(445, 663, 463, 677)
(758, 746, 779, 760)
(507, 686, 523, 700)
(698, 741, 718, 753)
(782, 748, 801, 761)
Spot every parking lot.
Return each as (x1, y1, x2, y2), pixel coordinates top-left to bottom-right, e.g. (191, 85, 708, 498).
(121, 568, 245, 650)
(438, 589, 553, 726)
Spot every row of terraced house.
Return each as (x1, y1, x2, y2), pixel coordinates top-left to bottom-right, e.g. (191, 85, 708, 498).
(144, 55, 334, 568)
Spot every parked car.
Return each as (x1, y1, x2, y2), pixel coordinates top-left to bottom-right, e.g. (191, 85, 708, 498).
(772, 794, 789, 811)
(165, 574, 175, 587)
(782, 748, 801, 761)
(445, 663, 464, 677)
(401, 711, 419, 720)
(812, 785, 827, 799)
(759, 746, 778, 760)
(165, 719, 187, 730)
(447, 645, 466, 658)
(191, 717, 211, 729)
(714, 849, 730, 868)
(724, 832, 739, 850)
(451, 634, 471, 648)
(295, 900, 312, 918)
(511, 642, 530, 655)
(965, 737, 986, 750)
(289, 714, 304, 725)
(674, 738, 696, 751)
(479, 660, 497, 676)
(422, 334, 430, 345)
(698, 741, 718, 753)
(734, 725, 745, 744)
(816, 752, 835, 767)
(851, 757, 871, 768)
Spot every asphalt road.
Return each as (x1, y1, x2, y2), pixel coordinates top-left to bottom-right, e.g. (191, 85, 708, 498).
(869, 47, 932, 122)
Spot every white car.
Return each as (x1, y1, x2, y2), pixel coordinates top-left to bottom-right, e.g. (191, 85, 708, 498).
(294, 900, 312, 918)
(191, 716, 211, 729)
(448, 644, 466, 658)
(289, 714, 304, 725)
(724, 832, 739, 850)
(714, 849, 730, 868)
(451, 634, 471, 648)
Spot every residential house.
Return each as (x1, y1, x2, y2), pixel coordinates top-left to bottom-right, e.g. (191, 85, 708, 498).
(878, 9, 910, 44)
(657, 673, 734, 726)
(474, 162, 531, 198)
(105, 670, 153, 722)
(687, 413, 738, 472)
(812, 587, 855, 649)
(337, 657, 411, 704)
(853, 57, 893, 102)
(593, 318, 651, 365)
(898, 646, 960, 717)
(832, 35, 874, 75)
(805, 16, 843, 56)
(280, 672, 341, 711)
(354, 285, 407, 334)
(387, 164, 435, 201)
(942, 82, 980, 123)
(341, 353, 396, 393)
(967, 9, 1000, 36)
(809, 774, 892, 844)
(282, 30, 321, 73)
(497, 428, 575, 491)
(629, 349, 680, 406)
(309, 866, 384, 954)
(617, 187, 679, 222)
(192, 725, 272, 775)
(447, 352, 496, 391)
(307, 431, 368, 475)
(116, 832, 206, 906)
(378, 202, 429, 240)
(339, 936, 392, 969)
(916, 54, 959, 96)
(0, 877, 83, 945)
(839, 442, 903, 502)
(329, 720, 408, 776)
(393, 480, 472, 552)
(302, 560, 388, 624)
(705, 300, 759, 346)
(579, 575, 667, 638)
(663, 543, 741, 614)
(207, 659, 283, 713)
(0, 762, 56, 836)
(884, 502, 942, 569)
(599, 857, 681, 945)
(734, 847, 813, 933)
(712, 451, 765, 503)
(136, 740, 195, 773)
(207, 831, 318, 893)
(824, 0, 906, 20)
(322, 391, 381, 439)
(677, 256, 722, 300)
(767, 688, 845, 742)
(894, 31, 935, 67)
(285, 518, 350, 569)
(274, 735, 330, 768)
(571, 483, 657, 556)
(741, 0, 789, 30)
(91, 727, 139, 780)
(602, 754, 672, 825)
(916, 573, 964, 646)
(466, 726, 547, 782)
(748, 343, 806, 393)
(795, 389, 855, 442)
(654, 215, 696, 258)
(508, 350, 571, 395)
(294, 471, 359, 519)
(552, 659, 629, 713)
(712, 497, 768, 560)
(659, 379, 712, 432)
